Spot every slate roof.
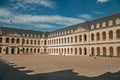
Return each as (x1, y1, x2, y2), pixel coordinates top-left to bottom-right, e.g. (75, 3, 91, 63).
(0, 27, 49, 38)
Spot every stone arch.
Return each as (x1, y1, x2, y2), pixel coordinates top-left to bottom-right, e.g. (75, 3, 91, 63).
(91, 33, 94, 41)
(102, 32, 106, 40)
(116, 29, 120, 38)
(103, 47, 106, 56)
(117, 46, 120, 56)
(79, 48, 82, 55)
(6, 38, 10, 43)
(109, 47, 114, 56)
(96, 47, 100, 56)
(109, 30, 113, 39)
(96, 32, 100, 41)
(91, 47, 94, 56)
(75, 48, 77, 55)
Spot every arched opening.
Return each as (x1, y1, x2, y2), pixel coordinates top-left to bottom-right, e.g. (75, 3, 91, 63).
(91, 47, 94, 56)
(22, 39, 25, 44)
(30, 48, 32, 53)
(84, 48, 87, 55)
(79, 48, 82, 55)
(102, 32, 106, 40)
(16, 38, 20, 43)
(17, 48, 20, 54)
(26, 48, 29, 53)
(117, 46, 120, 56)
(0, 47, 2, 53)
(109, 47, 113, 56)
(34, 48, 36, 53)
(64, 38, 66, 44)
(75, 48, 77, 55)
(75, 36, 77, 43)
(97, 47, 100, 56)
(103, 47, 106, 56)
(11, 38, 15, 43)
(6, 47, 9, 54)
(79, 35, 82, 42)
(34, 40, 36, 45)
(96, 32, 100, 41)
(67, 37, 69, 43)
(109, 31, 113, 39)
(84, 34, 87, 41)
(26, 39, 29, 44)
(31, 40, 33, 44)
(6, 38, 9, 43)
(11, 48, 15, 54)
(91, 33, 94, 41)
(116, 29, 120, 39)
(64, 48, 66, 54)
(71, 48, 73, 54)
(0, 37, 2, 43)
(71, 37, 73, 43)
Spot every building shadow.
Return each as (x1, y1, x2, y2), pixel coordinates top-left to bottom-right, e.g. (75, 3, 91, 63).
(0, 60, 120, 80)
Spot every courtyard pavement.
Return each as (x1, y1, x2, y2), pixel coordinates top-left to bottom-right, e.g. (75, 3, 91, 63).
(0, 54, 120, 80)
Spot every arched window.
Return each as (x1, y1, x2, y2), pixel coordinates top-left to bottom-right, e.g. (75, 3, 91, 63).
(75, 48, 77, 55)
(84, 48, 87, 55)
(22, 39, 25, 44)
(91, 47, 94, 56)
(71, 48, 73, 54)
(75, 36, 77, 43)
(116, 29, 120, 38)
(0, 47, 2, 53)
(96, 32, 100, 41)
(109, 47, 113, 56)
(91, 33, 94, 41)
(6, 38, 9, 43)
(62, 38, 63, 44)
(64, 38, 66, 43)
(16, 38, 20, 43)
(44, 40, 47, 45)
(31, 40, 33, 44)
(109, 31, 113, 39)
(0, 37, 2, 43)
(79, 35, 82, 42)
(67, 37, 69, 43)
(79, 48, 82, 55)
(102, 32, 106, 40)
(26, 39, 29, 44)
(11, 38, 15, 43)
(30, 48, 32, 53)
(34, 40, 36, 45)
(71, 37, 73, 43)
(103, 47, 106, 56)
(97, 47, 100, 56)
(34, 48, 36, 53)
(38, 40, 40, 45)
(26, 48, 29, 53)
(84, 34, 87, 41)
(117, 46, 120, 56)
(64, 48, 66, 54)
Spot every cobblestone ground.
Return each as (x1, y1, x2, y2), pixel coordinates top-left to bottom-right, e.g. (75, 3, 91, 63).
(0, 54, 120, 80)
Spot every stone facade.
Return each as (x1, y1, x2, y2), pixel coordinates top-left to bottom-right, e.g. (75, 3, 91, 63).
(0, 13, 120, 57)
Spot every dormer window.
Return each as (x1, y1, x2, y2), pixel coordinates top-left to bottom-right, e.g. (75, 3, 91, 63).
(68, 30, 69, 33)
(59, 32, 61, 35)
(34, 35, 36, 38)
(65, 31, 66, 34)
(102, 22, 106, 27)
(31, 34, 33, 37)
(116, 18, 120, 25)
(71, 30, 73, 33)
(96, 23, 100, 28)
(23, 34, 25, 36)
(109, 20, 113, 26)
(91, 25, 95, 29)
(62, 32, 63, 35)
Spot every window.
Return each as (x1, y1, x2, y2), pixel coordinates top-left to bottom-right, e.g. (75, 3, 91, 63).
(116, 29, 120, 38)
(109, 31, 113, 39)
(96, 23, 100, 28)
(0, 37, 2, 43)
(103, 47, 106, 56)
(11, 38, 15, 43)
(97, 47, 100, 56)
(102, 32, 106, 40)
(84, 34, 87, 41)
(79, 35, 82, 42)
(6, 38, 9, 43)
(91, 33, 94, 41)
(91, 25, 94, 29)
(16, 38, 20, 43)
(109, 20, 113, 26)
(102, 22, 106, 27)
(96, 32, 100, 41)
(116, 18, 120, 25)
(75, 36, 77, 43)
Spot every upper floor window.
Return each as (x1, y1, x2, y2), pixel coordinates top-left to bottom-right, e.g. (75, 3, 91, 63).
(109, 31, 113, 39)
(84, 34, 87, 41)
(11, 38, 15, 43)
(116, 18, 120, 25)
(116, 29, 120, 39)
(91, 33, 94, 41)
(6, 38, 9, 43)
(16, 38, 20, 43)
(102, 32, 106, 40)
(91, 25, 95, 29)
(102, 22, 106, 27)
(108, 20, 113, 26)
(96, 23, 100, 28)
(0, 37, 2, 43)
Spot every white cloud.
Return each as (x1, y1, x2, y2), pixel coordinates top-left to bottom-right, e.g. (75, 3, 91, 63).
(78, 14, 92, 19)
(0, 8, 84, 29)
(0, 8, 11, 17)
(11, 0, 56, 10)
(97, 0, 109, 3)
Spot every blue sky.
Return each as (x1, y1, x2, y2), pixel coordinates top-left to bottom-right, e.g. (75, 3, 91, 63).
(0, 0, 120, 31)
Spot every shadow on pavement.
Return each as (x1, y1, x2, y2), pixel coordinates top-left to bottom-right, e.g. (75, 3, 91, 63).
(0, 60, 120, 80)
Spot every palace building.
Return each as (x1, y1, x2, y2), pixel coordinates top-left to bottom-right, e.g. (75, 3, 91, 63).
(0, 13, 120, 57)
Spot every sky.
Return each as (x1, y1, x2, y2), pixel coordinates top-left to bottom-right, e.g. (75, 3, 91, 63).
(0, 0, 120, 31)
